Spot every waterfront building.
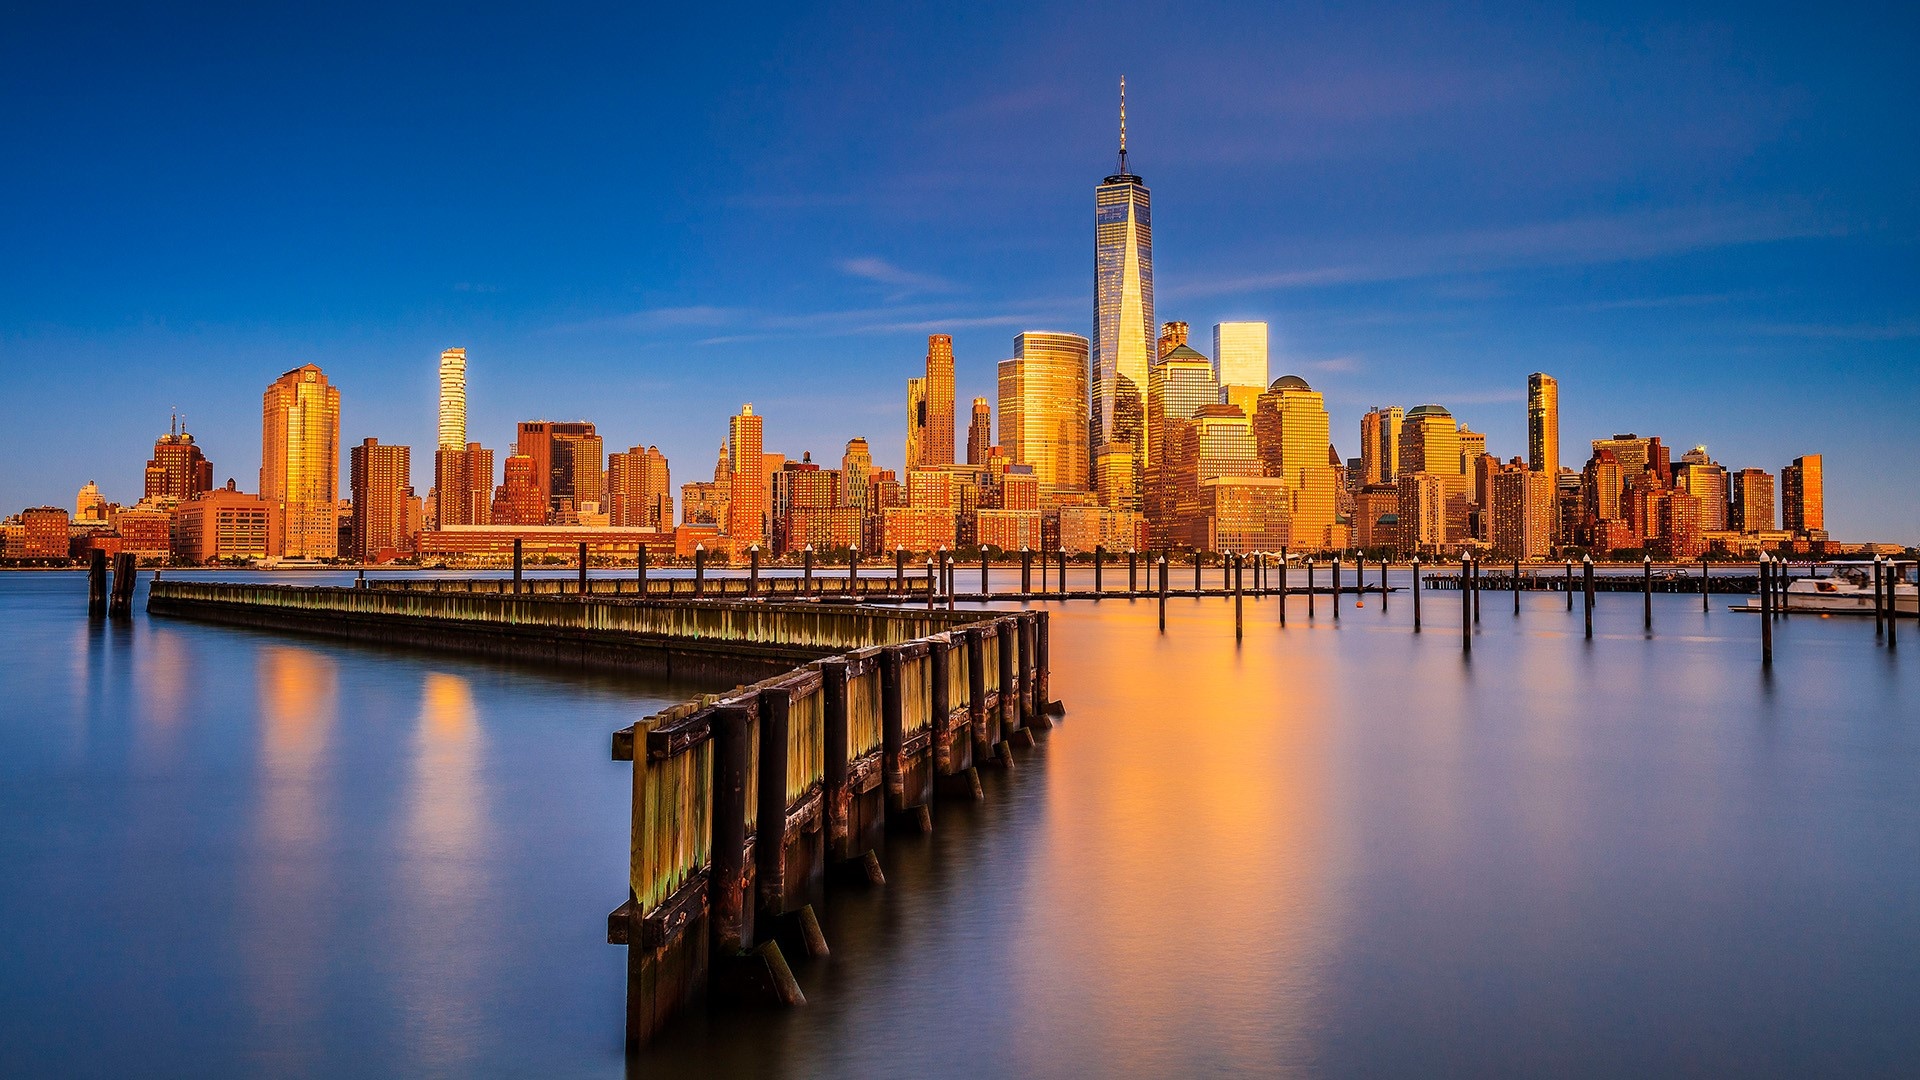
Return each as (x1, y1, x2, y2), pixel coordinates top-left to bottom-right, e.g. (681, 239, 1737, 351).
(1166, 404, 1261, 548)
(415, 525, 670, 563)
(438, 347, 467, 449)
(349, 438, 412, 562)
(1782, 454, 1824, 537)
(144, 417, 214, 504)
(1674, 447, 1730, 533)
(109, 506, 172, 558)
(1196, 476, 1291, 552)
(1156, 320, 1187, 360)
(880, 506, 958, 554)
(1145, 345, 1220, 539)
(1093, 79, 1154, 507)
(1254, 376, 1340, 549)
(1527, 372, 1559, 476)
(433, 443, 494, 528)
(1489, 463, 1555, 560)
(494, 455, 547, 526)
(841, 438, 873, 510)
(1353, 485, 1401, 552)
(967, 399, 992, 465)
(727, 405, 768, 544)
(1212, 322, 1269, 417)
(75, 481, 107, 523)
(681, 446, 730, 528)
(607, 445, 673, 529)
(172, 484, 278, 564)
(18, 507, 70, 559)
(260, 364, 340, 559)
(1359, 406, 1403, 486)
(1731, 468, 1776, 533)
(1591, 433, 1671, 488)
(923, 335, 956, 466)
(975, 509, 1043, 551)
(1656, 489, 1707, 559)
(1395, 472, 1449, 553)
(998, 332, 1091, 498)
(905, 377, 926, 471)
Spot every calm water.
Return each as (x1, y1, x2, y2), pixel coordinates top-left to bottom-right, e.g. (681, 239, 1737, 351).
(3, 570, 1917, 1077)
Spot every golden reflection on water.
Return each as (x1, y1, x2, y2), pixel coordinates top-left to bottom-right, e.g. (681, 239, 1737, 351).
(249, 645, 338, 1042)
(1014, 600, 1341, 1072)
(401, 671, 490, 1067)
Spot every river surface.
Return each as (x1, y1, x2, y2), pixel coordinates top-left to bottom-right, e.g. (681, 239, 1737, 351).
(2, 569, 1916, 1077)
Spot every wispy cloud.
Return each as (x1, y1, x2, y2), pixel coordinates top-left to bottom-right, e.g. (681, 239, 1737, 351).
(1568, 292, 1743, 312)
(1743, 321, 1920, 341)
(1168, 204, 1844, 301)
(838, 256, 955, 297)
(1302, 355, 1362, 373)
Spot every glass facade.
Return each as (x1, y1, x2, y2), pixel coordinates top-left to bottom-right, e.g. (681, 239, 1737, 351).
(1527, 372, 1559, 476)
(261, 364, 341, 558)
(1094, 171, 1153, 500)
(998, 332, 1090, 498)
(438, 348, 467, 450)
(1211, 322, 1269, 397)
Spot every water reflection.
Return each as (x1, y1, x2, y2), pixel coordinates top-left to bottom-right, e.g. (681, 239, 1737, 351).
(247, 645, 338, 1046)
(399, 671, 491, 1068)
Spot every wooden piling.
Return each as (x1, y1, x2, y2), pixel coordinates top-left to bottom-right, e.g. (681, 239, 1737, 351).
(1885, 561, 1897, 649)
(1233, 554, 1244, 638)
(1094, 545, 1104, 596)
(1020, 547, 1032, 596)
(513, 538, 524, 594)
(87, 548, 107, 618)
(1158, 556, 1168, 631)
(709, 702, 754, 957)
(1411, 556, 1421, 632)
(1035, 611, 1054, 719)
(1278, 554, 1288, 626)
(1874, 558, 1885, 637)
(1583, 555, 1595, 638)
(1306, 559, 1316, 618)
(1195, 550, 1203, 593)
(1471, 556, 1480, 624)
(1565, 560, 1574, 610)
(1513, 558, 1521, 615)
(966, 630, 993, 767)
(848, 549, 859, 596)
(896, 548, 908, 596)
(803, 546, 815, 596)
(748, 546, 760, 596)
(1643, 556, 1653, 631)
(980, 548, 990, 597)
(108, 552, 137, 619)
(1702, 554, 1711, 613)
(1128, 549, 1138, 594)
(1461, 554, 1472, 654)
(1057, 548, 1067, 595)
(1760, 556, 1773, 664)
(638, 545, 648, 593)
(995, 619, 1019, 754)
(1332, 555, 1341, 621)
(925, 559, 936, 609)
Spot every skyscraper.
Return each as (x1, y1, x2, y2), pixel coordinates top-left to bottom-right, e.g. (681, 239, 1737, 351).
(923, 334, 955, 466)
(144, 414, 213, 503)
(1092, 78, 1154, 505)
(967, 398, 992, 465)
(1782, 454, 1824, 535)
(438, 347, 467, 449)
(1731, 468, 1775, 533)
(905, 377, 926, 471)
(998, 332, 1091, 499)
(1528, 372, 1559, 476)
(1675, 447, 1730, 533)
(1254, 376, 1340, 549)
(1359, 405, 1403, 486)
(433, 443, 493, 527)
(607, 445, 672, 528)
(841, 437, 873, 511)
(261, 364, 341, 558)
(727, 404, 768, 543)
(1145, 345, 1219, 539)
(1213, 322, 1269, 416)
(349, 438, 411, 562)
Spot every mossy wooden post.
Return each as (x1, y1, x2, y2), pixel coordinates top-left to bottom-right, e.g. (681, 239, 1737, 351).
(513, 538, 524, 594)
(965, 627, 994, 771)
(1306, 559, 1316, 618)
(847, 548, 859, 598)
(1094, 545, 1104, 596)
(87, 548, 108, 618)
(895, 547, 906, 596)
(1513, 558, 1521, 615)
(754, 686, 790, 928)
(928, 633, 969, 790)
(979, 547, 991, 597)
(694, 546, 706, 596)
(748, 546, 760, 596)
(820, 658, 857, 860)
(638, 544, 648, 595)
(1565, 560, 1574, 610)
(1128, 548, 1138, 594)
(710, 702, 754, 958)
(880, 646, 906, 815)
(1057, 548, 1067, 594)
(1034, 611, 1053, 720)
(944, 550, 956, 609)
(925, 558, 936, 609)
(802, 545, 815, 596)
(578, 542, 590, 595)
(1583, 555, 1595, 638)
(1194, 550, 1203, 593)
(1020, 613, 1051, 731)
(1020, 547, 1032, 596)
(996, 619, 1020, 752)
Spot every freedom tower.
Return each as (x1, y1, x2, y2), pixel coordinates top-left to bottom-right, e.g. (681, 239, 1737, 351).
(1091, 77, 1154, 509)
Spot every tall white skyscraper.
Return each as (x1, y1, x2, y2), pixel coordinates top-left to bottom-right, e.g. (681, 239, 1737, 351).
(438, 347, 467, 449)
(1092, 78, 1153, 507)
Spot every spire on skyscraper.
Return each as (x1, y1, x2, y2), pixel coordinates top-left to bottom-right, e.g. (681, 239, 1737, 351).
(1118, 75, 1129, 176)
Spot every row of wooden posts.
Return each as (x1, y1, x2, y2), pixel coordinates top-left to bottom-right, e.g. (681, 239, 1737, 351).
(607, 606, 1057, 1049)
(85, 548, 139, 619)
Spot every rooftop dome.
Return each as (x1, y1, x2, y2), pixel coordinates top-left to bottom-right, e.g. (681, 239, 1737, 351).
(1161, 344, 1209, 362)
(1269, 374, 1312, 392)
(1406, 403, 1453, 418)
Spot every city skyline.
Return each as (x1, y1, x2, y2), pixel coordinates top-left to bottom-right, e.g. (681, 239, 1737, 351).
(1, 6, 1914, 542)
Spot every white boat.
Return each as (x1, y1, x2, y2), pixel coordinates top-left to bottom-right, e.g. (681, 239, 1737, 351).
(1733, 562, 1918, 615)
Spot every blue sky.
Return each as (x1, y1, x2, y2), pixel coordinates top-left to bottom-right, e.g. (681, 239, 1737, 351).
(3, 2, 1915, 540)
